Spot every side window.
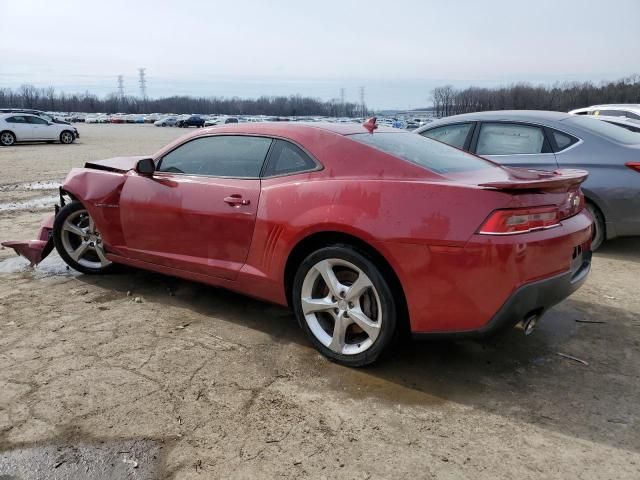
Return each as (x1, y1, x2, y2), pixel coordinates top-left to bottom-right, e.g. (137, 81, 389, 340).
(6, 116, 27, 123)
(263, 139, 317, 176)
(549, 129, 579, 152)
(597, 110, 626, 117)
(626, 112, 640, 120)
(476, 123, 546, 155)
(225, 118, 238, 124)
(27, 116, 48, 125)
(420, 123, 472, 149)
(158, 135, 272, 178)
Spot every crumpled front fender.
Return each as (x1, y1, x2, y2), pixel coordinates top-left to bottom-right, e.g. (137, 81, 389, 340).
(1, 214, 56, 266)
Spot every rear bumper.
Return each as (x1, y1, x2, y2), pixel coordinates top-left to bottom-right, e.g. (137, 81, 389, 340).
(413, 249, 591, 339)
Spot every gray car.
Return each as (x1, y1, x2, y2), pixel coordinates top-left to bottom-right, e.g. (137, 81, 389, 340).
(415, 111, 640, 248)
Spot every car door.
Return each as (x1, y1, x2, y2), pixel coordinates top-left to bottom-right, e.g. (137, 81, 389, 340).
(118, 134, 273, 280)
(26, 115, 57, 140)
(471, 122, 558, 169)
(5, 115, 33, 140)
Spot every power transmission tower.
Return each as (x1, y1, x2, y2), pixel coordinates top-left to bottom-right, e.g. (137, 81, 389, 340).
(138, 68, 147, 99)
(359, 86, 366, 118)
(340, 87, 345, 115)
(117, 75, 125, 98)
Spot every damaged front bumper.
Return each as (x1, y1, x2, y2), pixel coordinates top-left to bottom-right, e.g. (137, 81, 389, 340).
(1, 206, 57, 266)
(1, 214, 56, 266)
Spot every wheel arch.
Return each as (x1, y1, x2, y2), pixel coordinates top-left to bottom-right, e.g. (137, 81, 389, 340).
(582, 190, 612, 240)
(283, 230, 410, 335)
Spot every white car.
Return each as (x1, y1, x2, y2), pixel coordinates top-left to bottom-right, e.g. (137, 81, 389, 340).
(203, 116, 239, 127)
(593, 115, 640, 133)
(154, 117, 178, 127)
(569, 104, 640, 120)
(0, 113, 79, 146)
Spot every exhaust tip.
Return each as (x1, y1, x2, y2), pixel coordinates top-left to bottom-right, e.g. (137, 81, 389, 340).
(516, 314, 539, 336)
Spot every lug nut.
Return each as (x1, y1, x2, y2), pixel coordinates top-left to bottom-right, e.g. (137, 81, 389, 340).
(333, 308, 339, 314)
(348, 302, 354, 308)
(340, 291, 345, 298)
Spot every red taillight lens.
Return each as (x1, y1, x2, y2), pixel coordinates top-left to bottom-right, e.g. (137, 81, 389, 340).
(478, 206, 560, 235)
(626, 162, 640, 173)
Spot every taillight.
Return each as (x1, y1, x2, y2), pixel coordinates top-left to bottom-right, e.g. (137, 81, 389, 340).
(478, 206, 560, 235)
(626, 162, 640, 173)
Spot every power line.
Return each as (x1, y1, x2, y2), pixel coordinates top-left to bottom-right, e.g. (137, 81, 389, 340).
(138, 68, 147, 99)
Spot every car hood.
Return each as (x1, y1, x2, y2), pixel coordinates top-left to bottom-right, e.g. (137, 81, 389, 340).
(84, 155, 149, 173)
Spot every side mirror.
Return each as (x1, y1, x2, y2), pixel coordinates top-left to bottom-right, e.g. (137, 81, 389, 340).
(136, 158, 155, 175)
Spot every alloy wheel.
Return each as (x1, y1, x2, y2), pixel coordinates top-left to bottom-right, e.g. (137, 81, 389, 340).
(301, 258, 382, 355)
(61, 132, 74, 144)
(1, 132, 15, 146)
(60, 209, 111, 269)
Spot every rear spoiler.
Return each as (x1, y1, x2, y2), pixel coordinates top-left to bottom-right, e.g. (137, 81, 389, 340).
(479, 168, 588, 191)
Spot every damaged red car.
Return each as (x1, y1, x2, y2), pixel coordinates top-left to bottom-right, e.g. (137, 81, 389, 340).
(2, 119, 593, 366)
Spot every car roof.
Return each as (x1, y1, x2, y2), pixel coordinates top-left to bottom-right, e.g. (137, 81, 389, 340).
(0, 112, 38, 118)
(424, 110, 573, 125)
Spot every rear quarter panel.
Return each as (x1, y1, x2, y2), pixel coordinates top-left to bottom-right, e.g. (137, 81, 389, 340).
(557, 142, 640, 238)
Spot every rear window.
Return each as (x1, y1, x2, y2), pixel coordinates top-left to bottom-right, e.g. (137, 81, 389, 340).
(350, 132, 496, 174)
(563, 116, 640, 145)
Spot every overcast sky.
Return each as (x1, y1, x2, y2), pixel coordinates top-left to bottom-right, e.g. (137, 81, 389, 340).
(1, 0, 638, 109)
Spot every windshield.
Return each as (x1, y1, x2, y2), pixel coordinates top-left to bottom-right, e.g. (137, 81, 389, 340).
(563, 116, 640, 145)
(349, 132, 498, 174)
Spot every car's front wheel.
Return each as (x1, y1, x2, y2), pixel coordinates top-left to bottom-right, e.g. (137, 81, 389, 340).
(292, 245, 397, 367)
(60, 130, 75, 144)
(53, 201, 113, 274)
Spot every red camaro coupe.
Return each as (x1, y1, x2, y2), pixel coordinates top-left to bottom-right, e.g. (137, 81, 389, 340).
(2, 119, 593, 366)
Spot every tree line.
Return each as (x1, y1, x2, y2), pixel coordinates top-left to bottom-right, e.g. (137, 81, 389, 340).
(0, 84, 364, 117)
(431, 74, 640, 117)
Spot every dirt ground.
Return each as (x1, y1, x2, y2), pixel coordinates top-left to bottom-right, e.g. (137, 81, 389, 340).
(0, 124, 638, 479)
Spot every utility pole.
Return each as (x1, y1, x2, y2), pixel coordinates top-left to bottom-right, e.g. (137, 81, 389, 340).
(117, 75, 125, 98)
(138, 68, 147, 99)
(359, 86, 366, 118)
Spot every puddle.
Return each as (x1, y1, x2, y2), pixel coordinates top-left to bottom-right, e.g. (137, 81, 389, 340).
(0, 252, 79, 278)
(0, 180, 62, 192)
(0, 439, 163, 480)
(0, 195, 58, 212)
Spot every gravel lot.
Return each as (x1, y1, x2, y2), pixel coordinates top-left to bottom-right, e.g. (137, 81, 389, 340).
(0, 124, 638, 479)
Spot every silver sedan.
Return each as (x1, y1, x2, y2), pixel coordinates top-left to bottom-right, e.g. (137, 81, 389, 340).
(415, 110, 640, 249)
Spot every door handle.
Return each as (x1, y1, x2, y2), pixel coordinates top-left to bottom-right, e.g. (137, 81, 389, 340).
(224, 195, 250, 206)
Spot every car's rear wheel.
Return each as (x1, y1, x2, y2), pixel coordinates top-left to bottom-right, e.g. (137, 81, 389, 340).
(1, 131, 16, 146)
(60, 131, 75, 144)
(292, 245, 397, 367)
(586, 202, 605, 250)
(53, 201, 112, 274)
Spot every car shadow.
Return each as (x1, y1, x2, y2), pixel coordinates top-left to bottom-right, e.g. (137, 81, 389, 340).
(596, 236, 640, 263)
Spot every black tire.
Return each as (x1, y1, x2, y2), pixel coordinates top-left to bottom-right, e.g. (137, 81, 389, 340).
(586, 202, 605, 250)
(0, 131, 16, 146)
(60, 130, 75, 144)
(292, 244, 398, 367)
(53, 201, 113, 275)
